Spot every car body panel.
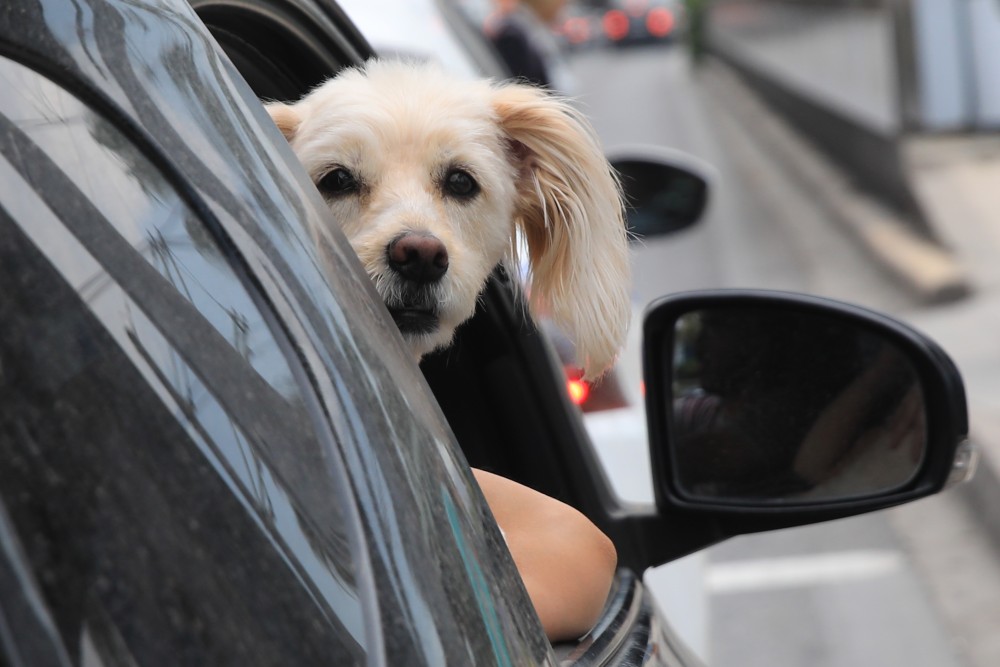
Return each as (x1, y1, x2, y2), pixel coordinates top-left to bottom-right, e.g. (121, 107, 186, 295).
(562, 571, 705, 667)
(0, 1, 554, 664)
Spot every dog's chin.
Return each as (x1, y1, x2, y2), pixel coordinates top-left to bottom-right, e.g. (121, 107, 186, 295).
(388, 307, 439, 336)
(397, 321, 455, 362)
(372, 273, 472, 358)
(387, 303, 468, 361)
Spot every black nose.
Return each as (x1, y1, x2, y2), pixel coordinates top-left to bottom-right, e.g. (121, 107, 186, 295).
(387, 233, 449, 283)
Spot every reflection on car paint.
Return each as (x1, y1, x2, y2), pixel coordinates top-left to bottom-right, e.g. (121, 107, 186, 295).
(2, 2, 556, 660)
(442, 487, 514, 667)
(0, 58, 367, 644)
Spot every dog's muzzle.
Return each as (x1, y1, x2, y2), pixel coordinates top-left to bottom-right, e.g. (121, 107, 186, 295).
(387, 232, 449, 284)
(384, 232, 449, 336)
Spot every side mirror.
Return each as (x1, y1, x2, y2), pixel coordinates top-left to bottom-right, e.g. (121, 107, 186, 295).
(639, 291, 973, 557)
(609, 146, 712, 240)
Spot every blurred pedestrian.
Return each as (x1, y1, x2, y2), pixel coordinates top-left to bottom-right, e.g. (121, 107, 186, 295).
(485, 0, 575, 93)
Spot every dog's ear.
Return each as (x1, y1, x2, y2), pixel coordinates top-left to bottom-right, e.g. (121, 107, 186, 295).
(491, 84, 631, 380)
(265, 102, 302, 142)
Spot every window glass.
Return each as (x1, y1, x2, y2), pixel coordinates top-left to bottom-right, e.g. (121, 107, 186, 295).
(0, 56, 365, 664)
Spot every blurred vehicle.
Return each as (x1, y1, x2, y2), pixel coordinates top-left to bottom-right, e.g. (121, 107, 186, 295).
(596, 0, 684, 47)
(554, 4, 604, 51)
(0, 1, 976, 666)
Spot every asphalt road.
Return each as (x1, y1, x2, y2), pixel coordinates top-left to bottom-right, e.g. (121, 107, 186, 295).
(571, 44, 1000, 667)
(570, 46, 914, 312)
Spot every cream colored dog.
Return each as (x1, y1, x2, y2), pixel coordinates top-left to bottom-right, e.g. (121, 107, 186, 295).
(266, 60, 629, 379)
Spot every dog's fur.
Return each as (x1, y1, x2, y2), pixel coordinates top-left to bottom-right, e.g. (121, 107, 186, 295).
(266, 60, 629, 379)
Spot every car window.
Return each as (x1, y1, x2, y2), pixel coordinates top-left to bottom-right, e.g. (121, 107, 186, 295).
(0, 55, 368, 665)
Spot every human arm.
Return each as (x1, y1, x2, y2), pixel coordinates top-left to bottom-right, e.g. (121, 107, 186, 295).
(472, 468, 617, 642)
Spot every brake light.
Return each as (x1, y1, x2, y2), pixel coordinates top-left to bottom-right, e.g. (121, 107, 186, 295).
(603, 10, 629, 41)
(567, 377, 591, 405)
(646, 8, 674, 37)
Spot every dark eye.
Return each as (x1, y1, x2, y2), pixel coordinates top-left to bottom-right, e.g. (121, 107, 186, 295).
(444, 169, 479, 199)
(317, 167, 360, 197)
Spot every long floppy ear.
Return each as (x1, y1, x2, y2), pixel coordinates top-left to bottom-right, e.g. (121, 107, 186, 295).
(264, 102, 302, 142)
(492, 84, 631, 380)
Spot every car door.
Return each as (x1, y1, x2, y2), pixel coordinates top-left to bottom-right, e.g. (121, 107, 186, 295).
(0, 51, 369, 666)
(0, 1, 556, 665)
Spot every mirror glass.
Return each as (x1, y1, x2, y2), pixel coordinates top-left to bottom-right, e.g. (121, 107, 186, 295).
(669, 307, 927, 503)
(612, 159, 708, 239)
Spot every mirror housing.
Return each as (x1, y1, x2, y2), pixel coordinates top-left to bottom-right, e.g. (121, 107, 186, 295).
(633, 290, 973, 564)
(609, 146, 713, 240)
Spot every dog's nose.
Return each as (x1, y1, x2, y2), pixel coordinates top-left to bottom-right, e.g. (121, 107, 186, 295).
(387, 233, 449, 283)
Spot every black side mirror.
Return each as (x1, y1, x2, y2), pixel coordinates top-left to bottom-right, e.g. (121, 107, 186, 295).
(609, 147, 712, 240)
(636, 290, 974, 561)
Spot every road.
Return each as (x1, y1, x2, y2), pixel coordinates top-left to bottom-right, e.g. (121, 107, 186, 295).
(570, 45, 1000, 667)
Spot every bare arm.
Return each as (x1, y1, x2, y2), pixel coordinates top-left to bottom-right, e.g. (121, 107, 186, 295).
(473, 468, 617, 642)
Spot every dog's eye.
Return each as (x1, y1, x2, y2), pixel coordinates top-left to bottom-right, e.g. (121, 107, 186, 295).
(444, 169, 479, 199)
(317, 168, 360, 197)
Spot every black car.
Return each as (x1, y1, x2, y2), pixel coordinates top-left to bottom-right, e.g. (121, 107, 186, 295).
(0, 1, 973, 665)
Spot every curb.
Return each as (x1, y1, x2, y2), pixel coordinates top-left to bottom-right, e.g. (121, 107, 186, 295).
(699, 59, 971, 306)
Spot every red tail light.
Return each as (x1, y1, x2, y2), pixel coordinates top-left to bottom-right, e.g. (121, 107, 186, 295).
(603, 10, 629, 41)
(567, 377, 591, 405)
(646, 8, 674, 37)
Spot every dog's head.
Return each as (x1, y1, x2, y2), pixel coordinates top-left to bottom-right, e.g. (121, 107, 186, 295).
(266, 60, 630, 379)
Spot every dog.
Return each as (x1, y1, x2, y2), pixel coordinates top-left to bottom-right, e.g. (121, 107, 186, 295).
(266, 59, 629, 380)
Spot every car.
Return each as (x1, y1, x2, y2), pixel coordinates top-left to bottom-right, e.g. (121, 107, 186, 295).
(590, 0, 685, 48)
(0, 0, 976, 665)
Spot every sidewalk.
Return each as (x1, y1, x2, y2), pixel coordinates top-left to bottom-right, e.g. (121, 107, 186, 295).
(701, 57, 1000, 546)
(902, 138, 1000, 547)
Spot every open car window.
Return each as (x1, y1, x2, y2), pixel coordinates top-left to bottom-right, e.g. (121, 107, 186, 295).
(191, 0, 630, 560)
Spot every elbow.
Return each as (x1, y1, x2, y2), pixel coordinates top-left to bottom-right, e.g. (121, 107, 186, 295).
(533, 510, 618, 642)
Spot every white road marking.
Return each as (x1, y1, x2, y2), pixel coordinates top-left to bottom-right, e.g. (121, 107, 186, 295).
(707, 549, 904, 594)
